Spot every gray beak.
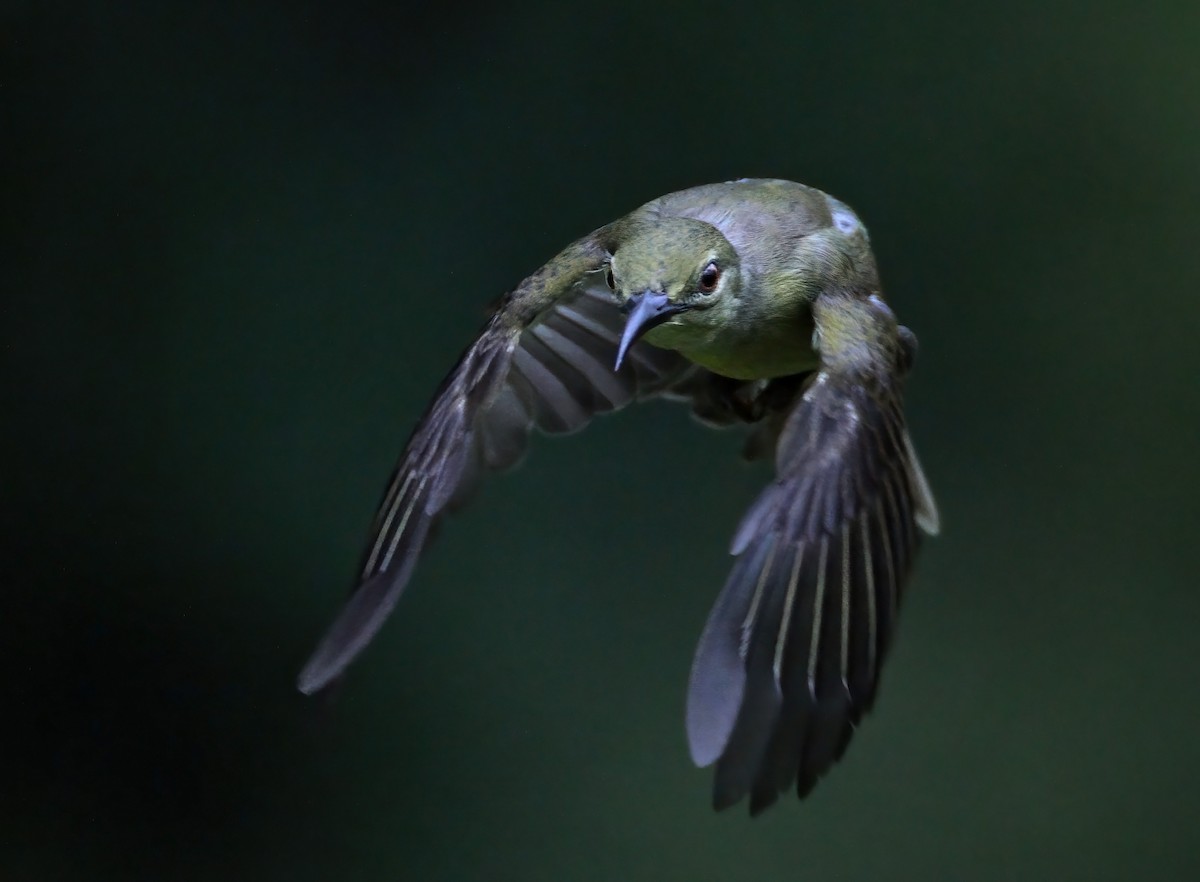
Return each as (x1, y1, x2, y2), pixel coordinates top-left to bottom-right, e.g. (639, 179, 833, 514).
(614, 291, 682, 370)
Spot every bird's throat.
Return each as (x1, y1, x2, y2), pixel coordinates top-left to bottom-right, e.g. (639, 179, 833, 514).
(645, 313, 819, 381)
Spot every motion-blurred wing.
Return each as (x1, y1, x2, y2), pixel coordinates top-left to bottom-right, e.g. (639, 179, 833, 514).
(686, 293, 939, 814)
(297, 269, 688, 695)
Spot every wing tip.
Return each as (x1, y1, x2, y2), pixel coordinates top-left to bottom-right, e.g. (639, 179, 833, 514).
(688, 731, 724, 770)
(685, 639, 748, 769)
(686, 692, 734, 768)
(296, 651, 343, 696)
(916, 506, 940, 536)
(711, 786, 742, 812)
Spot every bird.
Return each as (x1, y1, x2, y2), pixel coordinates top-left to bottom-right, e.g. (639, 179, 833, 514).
(297, 178, 940, 815)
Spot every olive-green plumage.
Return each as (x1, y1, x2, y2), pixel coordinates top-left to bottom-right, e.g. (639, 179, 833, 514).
(298, 178, 939, 815)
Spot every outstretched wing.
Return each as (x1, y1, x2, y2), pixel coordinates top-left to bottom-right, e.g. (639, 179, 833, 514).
(686, 292, 939, 814)
(297, 236, 689, 695)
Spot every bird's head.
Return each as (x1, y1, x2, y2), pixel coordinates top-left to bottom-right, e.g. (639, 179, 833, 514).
(607, 218, 742, 370)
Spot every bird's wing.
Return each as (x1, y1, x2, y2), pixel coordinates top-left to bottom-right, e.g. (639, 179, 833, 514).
(297, 234, 692, 695)
(686, 292, 939, 814)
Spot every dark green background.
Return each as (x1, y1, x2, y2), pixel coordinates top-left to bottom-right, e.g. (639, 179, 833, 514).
(6, 2, 1199, 879)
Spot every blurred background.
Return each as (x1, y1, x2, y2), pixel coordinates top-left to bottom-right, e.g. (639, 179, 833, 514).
(5, 1, 1199, 879)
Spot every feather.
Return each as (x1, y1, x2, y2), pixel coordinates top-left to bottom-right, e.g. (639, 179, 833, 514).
(297, 270, 695, 695)
(686, 293, 937, 812)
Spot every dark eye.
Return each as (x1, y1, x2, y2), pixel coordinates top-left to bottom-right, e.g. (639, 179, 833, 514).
(605, 266, 616, 290)
(698, 262, 721, 293)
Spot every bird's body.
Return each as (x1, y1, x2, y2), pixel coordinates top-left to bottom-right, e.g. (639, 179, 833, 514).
(299, 178, 939, 815)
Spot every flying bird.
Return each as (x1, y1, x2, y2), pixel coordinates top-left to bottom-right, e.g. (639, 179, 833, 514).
(298, 178, 939, 814)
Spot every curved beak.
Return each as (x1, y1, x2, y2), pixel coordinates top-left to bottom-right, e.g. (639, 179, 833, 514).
(614, 291, 683, 370)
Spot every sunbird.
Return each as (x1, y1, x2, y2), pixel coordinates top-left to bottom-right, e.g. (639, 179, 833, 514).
(298, 178, 939, 814)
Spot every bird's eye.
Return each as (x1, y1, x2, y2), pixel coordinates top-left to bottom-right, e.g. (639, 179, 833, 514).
(698, 262, 721, 294)
(605, 267, 616, 290)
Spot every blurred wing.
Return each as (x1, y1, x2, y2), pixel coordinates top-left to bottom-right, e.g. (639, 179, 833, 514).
(686, 293, 939, 814)
(297, 266, 689, 695)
